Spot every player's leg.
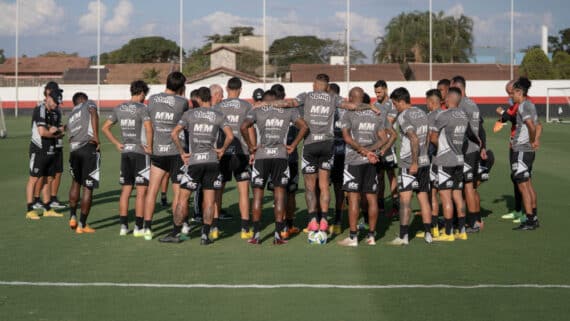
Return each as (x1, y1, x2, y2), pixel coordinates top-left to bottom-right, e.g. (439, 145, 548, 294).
(159, 186, 191, 243)
(249, 187, 264, 244)
(386, 168, 399, 219)
(416, 191, 433, 243)
(160, 173, 169, 207)
(200, 188, 216, 245)
(237, 180, 251, 236)
(303, 172, 319, 230)
(25, 175, 41, 219)
(436, 189, 454, 241)
(317, 168, 331, 231)
(143, 163, 167, 238)
(118, 184, 133, 235)
(377, 166, 386, 213)
(273, 186, 288, 244)
(337, 192, 360, 247)
(76, 146, 99, 233)
(364, 192, 378, 245)
(68, 180, 80, 228)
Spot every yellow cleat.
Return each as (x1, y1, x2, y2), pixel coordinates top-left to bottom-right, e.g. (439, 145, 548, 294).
(454, 232, 468, 240)
(431, 227, 440, 238)
(69, 217, 78, 229)
(43, 209, 63, 217)
(416, 231, 425, 238)
(434, 233, 455, 242)
(329, 224, 342, 235)
(76, 225, 96, 234)
(26, 210, 40, 220)
(241, 229, 254, 240)
(209, 227, 220, 240)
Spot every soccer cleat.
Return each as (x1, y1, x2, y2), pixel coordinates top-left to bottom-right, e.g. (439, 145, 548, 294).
(209, 227, 220, 240)
(513, 215, 527, 224)
(424, 232, 433, 244)
(465, 226, 480, 233)
(288, 226, 300, 235)
(49, 201, 66, 210)
(43, 209, 63, 217)
(200, 237, 214, 245)
(502, 211, 522, 220)
(32, 202, 46, 211)
(181, 222, 190, 235)
(26, 210, 40, 220)
(386, 235, 409, 246)
(365, 235, 376, 246)
(69, 217, 77, 229)
(133, 227, 144, 238)
(76, 225, 96, 234)
(143, 228, 153, 241)
(431, 227, 440, 238)
(280, 229, 290, 240)
(434, 233, 455, 242)
(415, 231, 426, 238)
(455, 232, 468, 240)
(337, 236, 358, 247)
(513, 220, 539, 231)
(307, 219, 319, 232)
(329, 224, 342, 235)
(247, 237, 261, 245)
(241, 229, 254, 240)
(273, 238, 288, 245)
(119, 226, 128, 236)
(319, 219, 329, 232)
(159, 234, 188, 243)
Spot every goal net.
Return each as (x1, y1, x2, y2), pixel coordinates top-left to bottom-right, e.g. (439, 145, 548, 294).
(0, 99, 6, 138)
(546, 87, 570, 123)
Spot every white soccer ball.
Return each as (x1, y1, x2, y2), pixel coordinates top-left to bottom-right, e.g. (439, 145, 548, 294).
(308, 231, 328, 245)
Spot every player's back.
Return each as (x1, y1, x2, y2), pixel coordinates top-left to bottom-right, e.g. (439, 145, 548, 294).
(434, 109, 468, 167)
(213, 98, 251, 155)
(148, 92, 189, 156)
(112, 102, 149, 154)
(298, 91, 342, 145)
(184, 107, 225, 164)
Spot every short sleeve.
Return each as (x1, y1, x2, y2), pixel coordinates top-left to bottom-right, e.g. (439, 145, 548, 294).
(290, 108, 301, 123)
(399, 112, 414, 134)
(333, 94, 343, 108)
(33, 106, 47, 127)
(86, 100, 97, 111)
(140, 106, 151, 122)
(107, 109, 118, 124)
(433, 112, 447, 131)
(245, 108, 257, 123)
(295, 92, 307, 105)
(177, 112, 189, 129)
(340, 111, 352, 129)
(519, 101, 534, 121)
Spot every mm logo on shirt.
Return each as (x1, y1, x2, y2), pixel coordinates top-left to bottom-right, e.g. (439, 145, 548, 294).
(227, 115, 240, 123)
(310, 105, 330, 115)
(155, 112, 174, 121)
(358, 123, 375, 131)
(68, 112, 81, 124)
(193, 124, 213, 133)
(265, 119, 284, 127)
(120, 119, 136, 127)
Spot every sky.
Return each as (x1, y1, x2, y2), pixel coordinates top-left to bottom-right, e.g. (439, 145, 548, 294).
(0, 0, 568, 63)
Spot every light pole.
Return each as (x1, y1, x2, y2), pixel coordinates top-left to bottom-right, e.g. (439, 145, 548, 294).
(179, 0, 183, 72)
(346, 0, 350, 94)
(15, 0, 20, 117)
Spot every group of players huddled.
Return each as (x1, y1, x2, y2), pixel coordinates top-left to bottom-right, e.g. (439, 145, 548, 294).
(25, 71, 542, 246)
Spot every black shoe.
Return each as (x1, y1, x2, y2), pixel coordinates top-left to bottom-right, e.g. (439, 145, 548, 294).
(159, 234, 186, 243)
(218, 210, 233, 221)
(161, 199, 168, 207)
(513, 220, 539, 231)
(200, 237, 213, 245)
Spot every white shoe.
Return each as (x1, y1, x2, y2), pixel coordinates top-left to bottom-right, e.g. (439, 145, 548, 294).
(365, 235, 376, 246)
(337, 236, 358, 247)
(133, 227, 144, 238)
(424, 232, 433, 244)
(143, 228, 153, 241)
(49, 201, 66, 209)
(387, 235, 409, 246)
(119, 226, 128, 236)
(182, 222, 190, 234)
(32, 202, 45, 210)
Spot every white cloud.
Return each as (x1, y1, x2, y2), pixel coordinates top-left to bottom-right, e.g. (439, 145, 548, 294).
(141, 23, 157, 35)
(0, 0, 65, 36)
(104, 0, 133, 34)
(334, 12, 383, 41)
(78, 1, 107, 34)
(446, 4, 465, 19)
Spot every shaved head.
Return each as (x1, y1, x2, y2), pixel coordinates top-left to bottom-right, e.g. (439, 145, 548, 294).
(349, 87, 364, 104)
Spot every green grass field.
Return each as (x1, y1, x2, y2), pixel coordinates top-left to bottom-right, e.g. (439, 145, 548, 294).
(1, 116, 569, 321)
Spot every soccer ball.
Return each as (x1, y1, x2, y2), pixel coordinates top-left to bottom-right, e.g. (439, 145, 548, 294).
(308, 231, 327, 245)
(0, 130, 6, 139)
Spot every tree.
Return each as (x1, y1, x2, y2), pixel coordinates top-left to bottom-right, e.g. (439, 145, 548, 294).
(183, 45, 211, 77)
(269, 36, 366, 75)
(205, 26, 254, 44)
(548, 28, 570, 54)
(519, 47, 555, 79)
(373, 11, 473, 63)
(142, 68, 161, 84)
(236, 46, 263, 76)
(0, 49, 5, 64)
(38, 51, 79, 57)
(101, 37, 181, 64)
(552, 51, 570, 79)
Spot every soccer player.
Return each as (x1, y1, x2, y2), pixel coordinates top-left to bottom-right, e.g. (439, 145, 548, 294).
(337, 87, 388, 247)
(210, 84, 224, 105)
(67, 93, 100, 233)
(25, 89, 64, 220)
(511, 77, 540, 230)
(261, 74, 361, 234)
(328, 82, 346, 234)
(387, 87, 433, 245)
(160, 87, 233, 244)
(212, 77, 255, 240)
(373, 80, 399, 220)
(430, 87, 469, 241)
(142, 71, 189, 240)
(241, 90, 308, 245)
(102, 80, 152, 236)
(437, 79, 451, 109)
(451, 76, 487, 231)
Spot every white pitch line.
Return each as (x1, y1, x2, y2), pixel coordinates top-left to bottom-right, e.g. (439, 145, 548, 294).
(0, 281, 569, 289)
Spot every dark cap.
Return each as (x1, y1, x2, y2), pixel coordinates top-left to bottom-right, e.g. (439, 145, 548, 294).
(45, 81, 63, 93)
(48, 88, 63, 105)
(252, 88, 264, 102)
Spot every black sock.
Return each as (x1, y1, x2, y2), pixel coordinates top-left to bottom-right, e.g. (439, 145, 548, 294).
(458, 216, 466, 233)
(34, 197, 40, 204)
(27, 203, 33, 212)
(423, 223, 431, 233)
(173, 224, 182, 236)
(201, 224, 211, 239)
(135, 217, 143, 229)
(70, 206, 77, 219)
(119, 216, 128, 227)
(241, 219, 250, 231)
(399, 224, 409, 239)
(363, 212, 369, 224)
(144, 220, 152, 230)
(316, 212, 322, 221)
(253, 221, 261, 235)
(334, 209, 342, 224)
(473, 212, 481, 224)
(309, 212, 318, 222)
(349, 230, 358, 240)
(161, 192, 167, 201)
(212, 218, 219, 228)
(79, 213, 88, 228)
(320, 212, 328, 222)
(378, 198, 385, 210)
(445, 218, 453, 235)
(526, 213, 536, 223)
(275, 221, 285, 239)
(532, 207, 537, 216)
(50, 195, 58, 203)
(431, 216, 438, 228)
(286, 218, 294, 228)
(43, 202, 51, 211)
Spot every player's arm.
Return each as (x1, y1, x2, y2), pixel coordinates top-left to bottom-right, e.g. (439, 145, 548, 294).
(368, 129, 388, 154)
(406, 130, 420, 174)
(429, 130, 439, 147)
(171, 125, 189, 163)
(525, 118, 537, 147)
(143, 120, 153, 154)
(240, 118, 256, 154)
(532, 120, 542, 150)
(287, 118, 309, 154)
(101, 119, 123, 152)
(88, 107, 100, 149)
(217, 126, 234, 159)
(379, 126, 397, 155)
(254, 99, 298, 109)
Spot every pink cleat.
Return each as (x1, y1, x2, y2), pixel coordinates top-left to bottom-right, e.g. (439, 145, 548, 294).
(319, 219, 329, 232)
(307, 219, 319, 232)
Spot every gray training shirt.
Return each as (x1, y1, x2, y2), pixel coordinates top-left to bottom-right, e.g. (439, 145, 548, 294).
(432, 109, 469, 167)
(295, 91, 343, 146)
(107, 102, 150, 155)
(397, 106, 430, 169)
(178, 107, 229, 165)
(459, 96, 480, 155)
(333, 107, 348, 155)
(245, 106, 301, 160)
(341, 109, 385, 166)
(213, 98, 252, 155)
(512, 99, 538, 152)
(67, 100, 98, 152)
(147, 93, 189, 156)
